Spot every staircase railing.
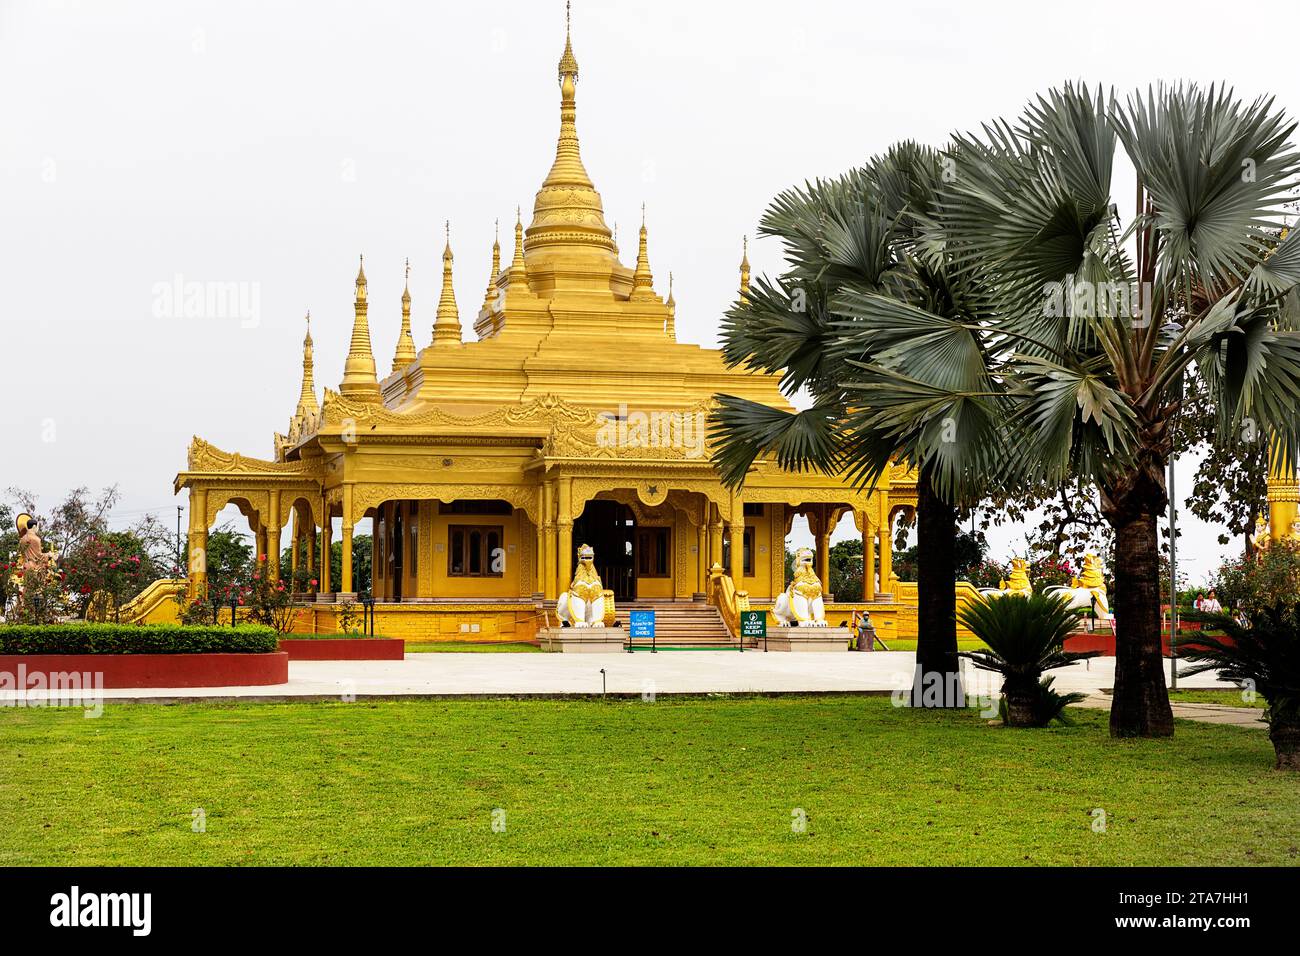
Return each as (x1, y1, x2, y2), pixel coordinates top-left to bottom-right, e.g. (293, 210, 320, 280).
(708, 563, 750, 643)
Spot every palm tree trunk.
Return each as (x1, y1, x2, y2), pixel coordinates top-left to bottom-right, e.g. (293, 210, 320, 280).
(1105, 481, 1175, 738)
(1270, 719, 1300, 771)
(910, 469, 963, 707)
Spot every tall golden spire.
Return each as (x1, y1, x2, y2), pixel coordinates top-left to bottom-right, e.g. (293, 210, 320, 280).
(480, 220, 502, 316)
(340, 255, 382, 401)
(432, 222, 462, 344)
(296, 310, 320, 417)
(524, 3, 616, 267)
(392, 258, 417, 373)
(665, 272, 676, 340)
(739, 235, 751, 300)
(630, 202, 657, 301)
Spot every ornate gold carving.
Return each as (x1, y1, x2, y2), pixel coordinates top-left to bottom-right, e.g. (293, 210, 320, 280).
(188, 436, 317, 475)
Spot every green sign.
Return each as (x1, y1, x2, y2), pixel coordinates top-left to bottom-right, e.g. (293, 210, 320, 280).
(740, 610, 767, 638)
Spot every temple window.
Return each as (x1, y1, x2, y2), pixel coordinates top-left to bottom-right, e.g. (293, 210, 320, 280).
(449, 524, 504, 577)
(636, 527, 670, 578)
(743, 503, 764, 517)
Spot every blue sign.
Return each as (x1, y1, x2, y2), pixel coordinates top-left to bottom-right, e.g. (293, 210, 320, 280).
(629, 610, 655, 638)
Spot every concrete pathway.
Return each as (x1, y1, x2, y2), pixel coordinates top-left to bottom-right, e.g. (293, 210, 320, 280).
(4, 652, 1260, 729)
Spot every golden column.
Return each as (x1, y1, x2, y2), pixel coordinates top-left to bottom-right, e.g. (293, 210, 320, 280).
(728, 495, 745, 583)
(266, 491, 281, 582)
(814, 507, 831, 597)
(535, 510, 546, 597)
(858, 509, 875, 601)
(556, 478, 573, 597)
(542, 481, 556, 600)
(187, 487, 208, 599)
(879, 508, 894, 597)
(696, 506, 708, 594)
(320, 508, 332, 596)
(289, 508, 300, 580)
(340, 484, 355, 596)
(709, 503, 724, 575)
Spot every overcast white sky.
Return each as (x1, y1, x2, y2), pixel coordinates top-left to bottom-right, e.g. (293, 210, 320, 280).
(3, 0, 1294, 582)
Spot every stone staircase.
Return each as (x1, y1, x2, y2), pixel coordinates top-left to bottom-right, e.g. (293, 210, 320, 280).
(617, 601, 746, 648)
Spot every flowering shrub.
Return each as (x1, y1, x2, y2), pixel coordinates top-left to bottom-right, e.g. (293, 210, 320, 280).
(59, 533, 153, 620)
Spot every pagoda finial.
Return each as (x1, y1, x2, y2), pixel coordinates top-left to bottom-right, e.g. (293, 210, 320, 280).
(630, 203, 656, 301)
(559, 1, 578, 81)
(340, 254, 381, 402)
(665, 271, 676, 340)
(739, 235, 751, 301)
(392, 258, 417, 373)
(526, 2, 615, 265)
(433, 223, 462, 345)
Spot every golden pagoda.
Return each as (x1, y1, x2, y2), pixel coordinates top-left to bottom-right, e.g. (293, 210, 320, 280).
(163, 9, 919, 643)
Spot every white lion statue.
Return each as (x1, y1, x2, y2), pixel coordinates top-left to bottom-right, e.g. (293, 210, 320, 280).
(978, 557, 1033, 599)
(1046, 553, 1110, 619)
(557, 543, 606, 628)
(773, 546, 828, 627)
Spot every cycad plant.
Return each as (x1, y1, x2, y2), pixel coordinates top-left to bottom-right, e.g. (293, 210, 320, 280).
(958, 593, 1097, 727)
(936, 84, 1300, 737)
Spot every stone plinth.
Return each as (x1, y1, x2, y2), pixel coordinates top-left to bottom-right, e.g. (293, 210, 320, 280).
(538, 627, 625, 653)
(761, 626, 852, 652)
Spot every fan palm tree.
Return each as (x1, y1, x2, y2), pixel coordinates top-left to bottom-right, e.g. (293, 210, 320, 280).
(938, 83, 1300, 736)
(711, 144, 1009, 707)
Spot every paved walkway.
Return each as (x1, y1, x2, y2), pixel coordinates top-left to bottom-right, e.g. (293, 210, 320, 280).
(3, 652, 1262, 727)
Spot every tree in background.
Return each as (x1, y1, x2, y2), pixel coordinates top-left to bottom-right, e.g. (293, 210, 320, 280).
(329, 535, 372, 595)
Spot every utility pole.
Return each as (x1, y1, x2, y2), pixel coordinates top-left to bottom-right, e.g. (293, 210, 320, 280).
(1168, 456, 1179, 689)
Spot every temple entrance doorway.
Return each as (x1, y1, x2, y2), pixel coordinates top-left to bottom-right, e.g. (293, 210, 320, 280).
(574, 500, 636, 601)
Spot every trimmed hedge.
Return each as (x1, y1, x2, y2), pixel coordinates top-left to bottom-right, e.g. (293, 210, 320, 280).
(0, 623, 280, 655)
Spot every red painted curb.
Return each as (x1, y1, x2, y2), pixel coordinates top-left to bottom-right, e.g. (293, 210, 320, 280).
(0, 653, 289, 688)
(278, 639, 405, 661)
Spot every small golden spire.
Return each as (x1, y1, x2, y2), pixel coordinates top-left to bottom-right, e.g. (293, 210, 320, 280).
(296, 310, 319, 416)
(392, 258, 417, 373)
(630, 203, 656, 301)
(665, 272, 676, 340)
(739, 235, 751, 301)
(433, 222, 462, 344)
(507, 206, 528, 284)
(341, 254, 381, 402)
(480, 220, 504, 319)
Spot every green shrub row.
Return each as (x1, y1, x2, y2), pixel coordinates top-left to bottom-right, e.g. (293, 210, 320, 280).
(0, 623, 280, 655)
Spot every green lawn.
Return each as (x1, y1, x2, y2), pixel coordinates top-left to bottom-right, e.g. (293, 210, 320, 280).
(1, 697, 1294, 866)
(883, 637, 988, 652)
(405, 641, 540, 653)
(1168, 688, 1267, 709)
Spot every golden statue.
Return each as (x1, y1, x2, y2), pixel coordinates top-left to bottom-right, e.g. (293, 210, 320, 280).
(980, 556, 1033, 599)
(1047, 553, 1110, 618)
(557, 543, 607, 627)
(773, 546, 828, 626)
